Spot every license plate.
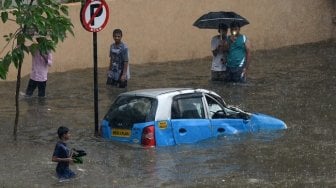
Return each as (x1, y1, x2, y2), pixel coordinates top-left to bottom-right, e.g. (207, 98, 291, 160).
(112, 129, 131, 137)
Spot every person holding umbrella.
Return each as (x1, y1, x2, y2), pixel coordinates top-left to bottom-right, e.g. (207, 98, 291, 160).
(193, 11, 250, 82)
(226, 21, 251, 83)
(210, 24, 229, 81)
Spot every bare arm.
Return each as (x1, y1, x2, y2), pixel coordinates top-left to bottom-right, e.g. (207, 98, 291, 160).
(245, 39, 252, 70)
(52, 155, 73, 163)
(212, 39, 227, 57)
(52, 149, 74, 163)
(108, 58, 112, 70)
(121, 61, 128, 81)
(47, 52, 53, 66)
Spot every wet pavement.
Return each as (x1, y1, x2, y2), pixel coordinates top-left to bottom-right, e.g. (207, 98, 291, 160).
(0, 41, 335, 187)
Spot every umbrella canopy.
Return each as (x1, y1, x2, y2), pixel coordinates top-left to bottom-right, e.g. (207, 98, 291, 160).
(193, 11, 249, 29)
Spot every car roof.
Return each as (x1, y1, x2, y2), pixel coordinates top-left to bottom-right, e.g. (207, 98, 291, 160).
(119, 88, 221, 99)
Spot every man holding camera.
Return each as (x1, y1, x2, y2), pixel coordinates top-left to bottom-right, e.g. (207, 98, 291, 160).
(226, 21, 251, 83)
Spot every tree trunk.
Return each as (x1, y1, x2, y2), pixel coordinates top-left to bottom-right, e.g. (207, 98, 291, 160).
(14, 61, 22, 138)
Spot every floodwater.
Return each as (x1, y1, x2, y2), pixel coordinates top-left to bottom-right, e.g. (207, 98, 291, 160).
(0, 41, 335, 187)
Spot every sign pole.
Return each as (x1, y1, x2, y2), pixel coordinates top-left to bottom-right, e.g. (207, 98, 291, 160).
(81, 0, 109, 136)
(93, 31, 99, 136)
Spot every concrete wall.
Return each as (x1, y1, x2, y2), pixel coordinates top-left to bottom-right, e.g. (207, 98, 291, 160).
(1, 0, 335, 81)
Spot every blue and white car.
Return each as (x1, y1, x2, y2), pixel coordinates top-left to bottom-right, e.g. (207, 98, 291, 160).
(100, 88, 287, 147)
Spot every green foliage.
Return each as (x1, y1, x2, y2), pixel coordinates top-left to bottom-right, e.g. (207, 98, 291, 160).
(0, 0, 74, 80)
(1, 11, 8, 23)
(3, 0, 12, 9)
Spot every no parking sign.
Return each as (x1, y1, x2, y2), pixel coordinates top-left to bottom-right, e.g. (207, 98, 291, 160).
(81, 0, 109, 32)
(80, 0, 110, 135)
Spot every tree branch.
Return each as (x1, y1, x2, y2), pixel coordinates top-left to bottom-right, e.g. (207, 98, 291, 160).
(0, 28, 21, 56)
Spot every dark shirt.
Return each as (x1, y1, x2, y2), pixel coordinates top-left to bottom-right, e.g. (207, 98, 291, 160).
(52, 141, 75, 179)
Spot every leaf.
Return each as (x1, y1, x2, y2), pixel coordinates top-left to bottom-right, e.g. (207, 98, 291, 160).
(14, 0, 21, 7)
(24, 45, 30, 53)
(12, 52, 19, 68)
(0, 54, 12, 80)
(37, 0, 44, 6)
(51, 1, 60, 10)
(66, 24, 75, 36)
(60, 5, 69, 15)
(17, 34, 25, 45)
(3, 0, 12, 9)
(0, 60, 7, 80)
(29, 43, 39, 54)
(12, 48, 24, 68)
(1, 12, 8, 23)
(0, 66, 7, 80)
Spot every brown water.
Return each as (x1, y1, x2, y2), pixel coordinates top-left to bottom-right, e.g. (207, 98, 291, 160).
(0, 41, 335, 187)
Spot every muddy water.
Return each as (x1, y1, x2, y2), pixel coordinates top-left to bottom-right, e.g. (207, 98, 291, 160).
(0, 41, 335, 187)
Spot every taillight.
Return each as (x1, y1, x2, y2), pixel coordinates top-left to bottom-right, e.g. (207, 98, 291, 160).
(141, 125, 156, 147)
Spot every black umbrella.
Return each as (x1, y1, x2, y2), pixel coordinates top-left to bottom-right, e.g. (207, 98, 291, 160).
(193, 11, 249, 29)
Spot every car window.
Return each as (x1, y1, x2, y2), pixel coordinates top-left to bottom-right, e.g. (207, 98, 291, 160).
(171, 96, 205, 119)
(205, 95, 250, 119)
(205, 95, 225, 118)
(105, 96, 156, 128)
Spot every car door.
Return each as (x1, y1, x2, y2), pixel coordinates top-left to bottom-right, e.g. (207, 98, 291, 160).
(170, 93, 211, 144)
(205, 94, 250, 136)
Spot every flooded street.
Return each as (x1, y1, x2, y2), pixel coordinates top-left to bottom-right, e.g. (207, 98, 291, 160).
(0, 41, 335, 187)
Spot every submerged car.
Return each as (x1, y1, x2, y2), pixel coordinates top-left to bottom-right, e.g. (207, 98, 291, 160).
(100, 88, 287, 147)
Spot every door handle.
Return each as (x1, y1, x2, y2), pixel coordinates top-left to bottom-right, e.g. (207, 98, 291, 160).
(217, 128, 225, 133)
(179, 128, 187, 135)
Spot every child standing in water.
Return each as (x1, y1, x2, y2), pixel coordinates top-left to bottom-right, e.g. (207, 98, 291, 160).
(52, 126, 75, 180)
(106, 29, 130, 88)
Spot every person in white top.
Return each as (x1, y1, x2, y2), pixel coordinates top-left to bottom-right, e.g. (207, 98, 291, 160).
(210, 24, 229, 81)
(25, 37, 53, 97)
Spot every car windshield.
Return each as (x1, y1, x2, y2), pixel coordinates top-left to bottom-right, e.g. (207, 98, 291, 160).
(104, 96, 156, 129)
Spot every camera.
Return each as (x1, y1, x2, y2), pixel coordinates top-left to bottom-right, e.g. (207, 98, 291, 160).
(72, 149, 87, 164)
(232, 31, 237, 36)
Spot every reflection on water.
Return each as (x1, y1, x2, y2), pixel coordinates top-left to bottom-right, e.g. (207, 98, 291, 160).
(0, 41, 335, 187)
